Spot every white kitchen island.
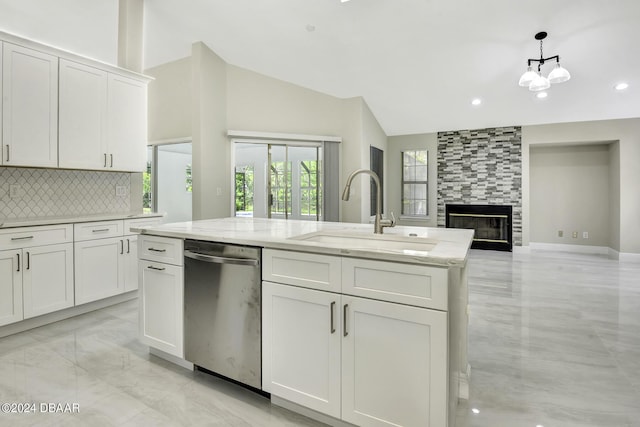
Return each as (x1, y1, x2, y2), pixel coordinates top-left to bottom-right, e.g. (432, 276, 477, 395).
(135, 217, 474, 427)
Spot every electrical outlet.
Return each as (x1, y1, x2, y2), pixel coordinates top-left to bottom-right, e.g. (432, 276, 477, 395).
(558, 230, 563, 237)
(115, 186, 128, 197)
(583, 231, 589, 239)
(9, 184, 21, 199)
(572, 231, 578, 238)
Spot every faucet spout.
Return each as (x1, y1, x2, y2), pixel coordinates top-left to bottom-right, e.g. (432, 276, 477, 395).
(342, 169, 395, 234)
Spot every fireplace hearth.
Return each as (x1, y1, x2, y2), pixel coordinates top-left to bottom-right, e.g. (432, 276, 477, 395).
(446, 204, 513, 251)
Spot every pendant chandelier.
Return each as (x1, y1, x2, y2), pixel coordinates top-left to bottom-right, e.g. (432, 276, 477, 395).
(519, 32, 571, 92)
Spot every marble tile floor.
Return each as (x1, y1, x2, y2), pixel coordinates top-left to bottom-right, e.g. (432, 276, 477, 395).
(0, 249, 638, 426)
(457, 249, 640, 427)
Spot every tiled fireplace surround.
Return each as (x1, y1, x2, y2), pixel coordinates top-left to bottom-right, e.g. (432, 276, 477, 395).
(437, 126, 523, 246)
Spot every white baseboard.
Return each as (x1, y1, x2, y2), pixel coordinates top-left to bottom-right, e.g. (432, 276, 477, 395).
(513, 246, 530, 254)
(149, 347, 194, 370)
(271, 396, 355, 427)
(0, 291, 137, 338)
(530, 242, 609, 255)
(458, 364, 471, 400)
(529, 243, 640, 263)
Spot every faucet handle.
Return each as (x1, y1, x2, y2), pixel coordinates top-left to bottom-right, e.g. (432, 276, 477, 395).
(380, 211, 396, 229)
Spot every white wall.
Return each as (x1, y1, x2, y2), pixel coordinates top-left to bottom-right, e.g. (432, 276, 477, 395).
(157, 150, 192, 223)
(522, 118, 640, 254)
(0, 0, 118, 64)
(530, 144, 611, 247)
(361, 101, 388, 221)
(387, 133, 438, 227)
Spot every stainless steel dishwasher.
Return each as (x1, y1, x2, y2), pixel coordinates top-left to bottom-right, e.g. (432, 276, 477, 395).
(184, 239, 262, 390)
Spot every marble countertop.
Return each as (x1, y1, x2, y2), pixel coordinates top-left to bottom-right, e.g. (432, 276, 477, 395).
(135, 217, 474, 267)
(0, 212, 165, 229)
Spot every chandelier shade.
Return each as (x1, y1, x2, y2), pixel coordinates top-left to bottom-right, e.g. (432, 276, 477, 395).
(519, 32, 570, 92)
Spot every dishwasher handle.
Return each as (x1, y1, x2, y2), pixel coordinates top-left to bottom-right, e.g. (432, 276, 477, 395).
(184, 250, 259, 266)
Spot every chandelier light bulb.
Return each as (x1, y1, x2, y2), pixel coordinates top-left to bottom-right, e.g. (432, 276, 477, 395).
(548, 63, 571, 84)
(529, 72, 551, 92)
(519, 66, 538, 87)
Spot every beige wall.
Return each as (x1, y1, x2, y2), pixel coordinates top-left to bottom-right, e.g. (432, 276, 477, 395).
(191, 42, 228, 220)
(361, 101, 388, 221)
(522, 118, 640, 254)
(146, 57, 192, 142)
(530, 144, 611, 247)
(387, 133, 438, 227)
(147, 49, 385, 224)
(609, 142, 621, 251)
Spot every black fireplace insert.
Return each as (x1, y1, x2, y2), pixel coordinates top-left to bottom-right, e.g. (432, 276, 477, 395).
(445, 204, 513, 251)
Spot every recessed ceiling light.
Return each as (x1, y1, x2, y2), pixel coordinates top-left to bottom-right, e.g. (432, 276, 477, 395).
(472, 408, 480, 414)
(536, 92, 548, 99)
(471, 98, 482, 106)
(615, 82, 629, 91)
(341, 0, 351, 2)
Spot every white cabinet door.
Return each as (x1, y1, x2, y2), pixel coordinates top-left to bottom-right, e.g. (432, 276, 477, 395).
(123, 234, 139, 291)
(341, 296, 448, 427)
(22, 243, 74, 318)
(2, 43, 58, 167)
(262, 281, 341, 418)
(74, 237, 124, 305)
(139, 261, 184, 357)
(58, 59, 108, 170)
(0, 249, 23, 326)
(107, 74, 147, 172)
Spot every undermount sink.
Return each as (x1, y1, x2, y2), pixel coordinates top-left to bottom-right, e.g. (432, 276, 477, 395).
(289, 231, 437, 253)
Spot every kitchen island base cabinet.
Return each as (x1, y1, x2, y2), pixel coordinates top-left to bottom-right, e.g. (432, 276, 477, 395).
(138, 261, 184, 358)
(263, 281, 448, 427)
(0, 249, 23, 326)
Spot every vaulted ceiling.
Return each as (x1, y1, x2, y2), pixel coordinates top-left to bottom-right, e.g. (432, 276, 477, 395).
(143, 0, 640, 135)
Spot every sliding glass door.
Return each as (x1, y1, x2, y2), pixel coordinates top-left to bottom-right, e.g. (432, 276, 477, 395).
(234, 142, 322, 221)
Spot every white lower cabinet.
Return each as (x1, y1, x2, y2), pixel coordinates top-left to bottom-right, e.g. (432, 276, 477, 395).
(262, 282, 342, 417)
(123, 234, 139, 291)
(341, 295, 447, 427)
(0, 244, 74, 322)
(138, 260, 184, 357)
(138, 235, 184, 358)
(0, 249, 23, 326)
(263, 281, 448, 427)
(74, 237, 124, 305)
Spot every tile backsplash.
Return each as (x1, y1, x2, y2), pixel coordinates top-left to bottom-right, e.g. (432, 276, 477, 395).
(0, 167, 131, 219)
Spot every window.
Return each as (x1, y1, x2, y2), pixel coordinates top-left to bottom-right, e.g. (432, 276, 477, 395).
(299, 160, 320, 218)
(402, 150, 428, 216)
(270, 161, 291, 216)
(235, 165, 254, 216)
(185, 164, 192, 192)
(143, 157, 152, 213)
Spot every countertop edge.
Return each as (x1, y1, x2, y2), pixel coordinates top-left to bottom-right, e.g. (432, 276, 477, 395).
(0, 212, 166, 229)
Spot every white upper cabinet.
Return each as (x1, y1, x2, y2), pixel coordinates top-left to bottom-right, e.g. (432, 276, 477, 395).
(58, 59, 108, 170)
(2, 43, 58, 167)
(107, 74, 147, 172)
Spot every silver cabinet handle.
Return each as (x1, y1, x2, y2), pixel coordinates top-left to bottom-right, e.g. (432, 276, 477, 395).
(110, 154, 113, 168)
(148, 248, 166, 253)
(330, 301, 336, 334)
(184, 250, 259, 266)
(16, 253, 20, 272)
(343, 304, 349, 337)
(126, 239, 130, 254)
(92, 228, 110, 233)
(104, 153, 107, 167)
(11, 236, 34, 241)
(5, 145, 9, 162)
(147, 265, 165, 271)
(120, 240, 124, 255)
(26, 251, 30, 270)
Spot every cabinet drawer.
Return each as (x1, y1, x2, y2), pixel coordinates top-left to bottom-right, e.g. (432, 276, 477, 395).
(124, 217, 163, 234)
(342, 258, 448, 310)
(263, 249, 341, 292)
(0, 224, 73, 249)
(138, 235, 183, 266)
(74, 220, 124, 241)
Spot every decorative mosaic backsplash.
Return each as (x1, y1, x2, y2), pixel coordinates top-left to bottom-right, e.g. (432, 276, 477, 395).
(437, 126, 523, 246)
(0, 167, 131, 219)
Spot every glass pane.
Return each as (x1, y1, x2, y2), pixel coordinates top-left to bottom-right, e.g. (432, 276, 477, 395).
(157, 142, 193, 223)
(235, 143, 268, 218)
(143, 146, 152, 213)
(415, 165, 427, 181)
